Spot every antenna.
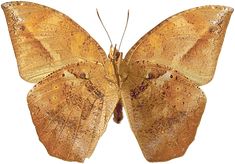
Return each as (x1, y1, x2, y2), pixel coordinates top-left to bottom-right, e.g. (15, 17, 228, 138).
(96, 9, 113, 46)
(118, 10, 129, 50)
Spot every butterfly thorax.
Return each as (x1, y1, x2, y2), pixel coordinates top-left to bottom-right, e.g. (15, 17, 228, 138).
(108, 45, 123, 86)
(108, 46, 124, 124)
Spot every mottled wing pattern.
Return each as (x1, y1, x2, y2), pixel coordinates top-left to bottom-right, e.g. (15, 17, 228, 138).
(27, 61, 119, 162)
(125, 6, 233, 85)
(120, 62, 206, 161)
(2, 1, 106, 83)
(121, 5, 233, 162)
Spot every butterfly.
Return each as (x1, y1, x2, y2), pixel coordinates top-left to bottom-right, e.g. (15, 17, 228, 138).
(2, 1, 233, 162)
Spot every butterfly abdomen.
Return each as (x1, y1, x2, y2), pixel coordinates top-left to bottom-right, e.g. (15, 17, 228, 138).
(113, 100, 123, 124)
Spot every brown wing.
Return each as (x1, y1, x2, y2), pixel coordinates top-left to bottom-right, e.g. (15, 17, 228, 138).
(27, 61, 119, 162)
(2, 1, 106, 83)
(125, 5, 233, 85)
(120, 61, 206, 162)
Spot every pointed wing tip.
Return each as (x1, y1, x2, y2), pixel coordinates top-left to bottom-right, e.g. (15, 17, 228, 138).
(213, 5, 234, 15)
(199, 5, 233, 12)
(223, 6, 234, 13)
(1, 1, 31, 10)
(1, 2, 17, 9)
(198, 5, 234, 16)
(219, 6, 234, 16)
(1, 2, 10, 10)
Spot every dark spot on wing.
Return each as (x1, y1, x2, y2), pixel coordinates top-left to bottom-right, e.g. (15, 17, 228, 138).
(130, 80, 149, 99)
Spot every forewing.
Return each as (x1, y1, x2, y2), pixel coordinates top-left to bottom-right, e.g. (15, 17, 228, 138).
(27, 62, 119, 162)
(120, 62, 206, 162)
(2, 1, 106, 83)
(125, 6, 233, 85)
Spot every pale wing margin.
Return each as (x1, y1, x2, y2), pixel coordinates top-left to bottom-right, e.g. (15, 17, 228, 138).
(124, 5, 233, 85)
(2, 1, 107, 83)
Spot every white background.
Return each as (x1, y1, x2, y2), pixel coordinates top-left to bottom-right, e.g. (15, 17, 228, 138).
(0, 0, 235, 164)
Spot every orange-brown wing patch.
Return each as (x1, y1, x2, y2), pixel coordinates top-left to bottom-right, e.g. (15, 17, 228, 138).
(2, 1, 106, 83)
(120, 61, 206, 161)
(125, 6, 233, 85)
(27, 62, 119, 162)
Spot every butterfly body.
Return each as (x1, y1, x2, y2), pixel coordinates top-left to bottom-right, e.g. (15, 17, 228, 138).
(2, 1, 233, 163)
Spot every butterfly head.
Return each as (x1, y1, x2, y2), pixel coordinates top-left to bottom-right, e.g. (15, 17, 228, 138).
(96, 9, 129, 62)
(108, 44, 123, 62)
